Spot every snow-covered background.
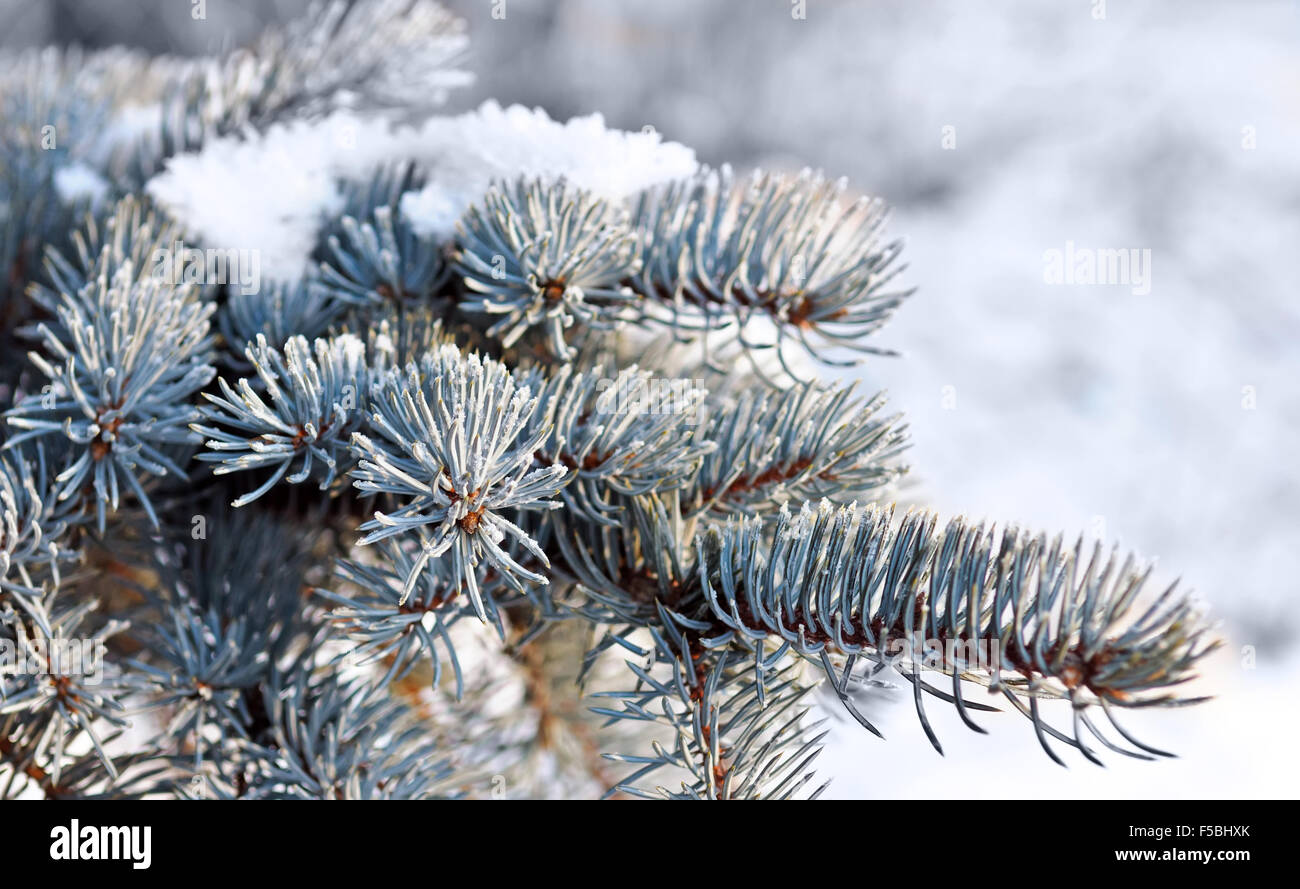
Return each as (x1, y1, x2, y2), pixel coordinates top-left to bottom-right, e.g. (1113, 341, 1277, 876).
(441, 0, 1300, 800)
(7, 0, 1296, 798)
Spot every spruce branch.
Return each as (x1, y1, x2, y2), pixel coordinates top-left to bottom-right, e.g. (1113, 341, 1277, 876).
(0, 47, 112, 313)
(357, 303, 463, 371)
(128, 508, 322, 763)
(0, 726, 162, 800)
(0, 443, 68, 616)
(5, 263, 215, 530)
(159, 668, 456, 800)
(29, 196, 181, 326)
(0, 1, 1222, 800)
(593, 605, 828, 800)
(456, 177, 640, 360)
(697, 500, 1219, 763)
(553, 492, 696, 633)
(205, 665, 457, 800)
(220, 278, 350, 366)
(350, 345, 568, 620)
(317, 162, 429, 256)
(317, 204, 449, 307)
(627, 167, 912, 383)
(123, 0, 470, 182)
(194, 333, 372, 506)
(684, 380, 909, 519)
(0, 598, 134, 786)
(525, 363, 712, 525)
(320, 536, 476, 694)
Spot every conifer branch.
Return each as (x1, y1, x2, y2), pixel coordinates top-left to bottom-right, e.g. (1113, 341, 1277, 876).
(172, 662, 458, 800)
(220, 279, 350, 365)
(194, 333, 371, 506)
(697, 500, 1219, 762)
(626, 167, 913, 382)
(350, 346, 568, 621)
(684, 381, 909, 519)
(0, 0, 1221, 800)
(317, 205, 449, 307)
(594, 605, 829, 800)
(320, 536, 475, 694)
(525, 363, 712, 524)
(122, 1, 470, 181)
(456, 178, 640, 360)
(0, 443, 68, 617)
(5, 262, 215, 529)
(127, 508, 322, 764)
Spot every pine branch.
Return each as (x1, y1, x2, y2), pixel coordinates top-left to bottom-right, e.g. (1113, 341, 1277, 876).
(317, 205, 449, 307)
(350, 346, 568, 621)
(683, 380, 909, 519)
(5, 261, 215, 530)
(594, 605, 829, 800)
(697, 500, 1219, 763)
(194, 333, 372, 506)
(456, 178, 640, 360)
(524, 363, 712, 525)
(626, 167, 913, 383)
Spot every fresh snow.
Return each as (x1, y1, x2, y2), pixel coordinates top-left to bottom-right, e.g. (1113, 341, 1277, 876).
(145, 100, 698, 283)
(398, 100, 699, 239)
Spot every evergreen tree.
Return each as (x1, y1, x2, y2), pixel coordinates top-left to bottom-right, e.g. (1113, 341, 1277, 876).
(0, 0, 1216, 800)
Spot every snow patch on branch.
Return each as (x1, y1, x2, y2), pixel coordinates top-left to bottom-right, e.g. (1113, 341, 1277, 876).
(144, 112, 388, 283)
(400, 101, 699, 239)
(145, 101, 698, 283)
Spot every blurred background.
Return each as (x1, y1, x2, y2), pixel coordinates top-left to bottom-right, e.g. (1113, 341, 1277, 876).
(4, 0, 1297, 798)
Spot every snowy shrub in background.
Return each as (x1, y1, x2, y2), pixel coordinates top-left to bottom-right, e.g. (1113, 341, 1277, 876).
(0, 0, 1217, 799)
